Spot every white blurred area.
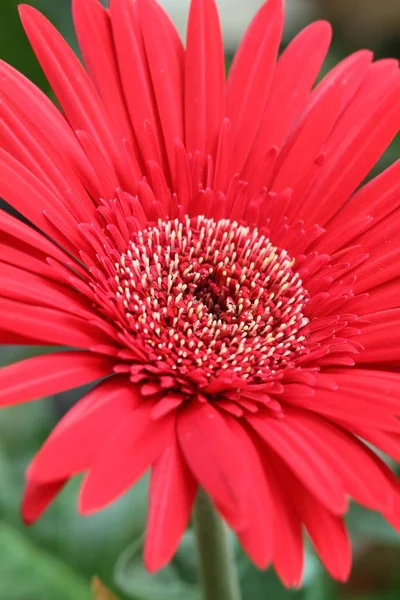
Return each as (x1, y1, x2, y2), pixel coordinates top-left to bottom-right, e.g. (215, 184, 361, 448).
(158, 0, 313, 49)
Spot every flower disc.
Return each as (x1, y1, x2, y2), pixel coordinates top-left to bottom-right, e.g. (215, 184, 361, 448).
(113, 216, 309, 383)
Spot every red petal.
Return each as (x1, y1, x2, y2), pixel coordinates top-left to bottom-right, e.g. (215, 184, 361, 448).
(283, 408, 395, 512)
(300, 64, 400, 226)
(72, 0, 133, 144)
(185, 0, 225, 156)
(361, 420, 400, 462)
(178, 402, 251, 530)
(28, 377, 140, 483)
(227, 419, 274, 568)
(286, 371, 400, 432)
(0, 297, 114, 349)
(265, 457, 304, 588)
(21, 479, 67, 525)
(0, 209, 82, 284)
(244, 21, 332, 187)
(0, 351, 114, 406)
(248, 414, 347, 514)
(348, 205, 400, 295)
(0, 149, 79, 249)
(328, 158, 400, 235)
(0, 97, 95, 223)
(271, 78, 346, 193)
(358, 310, 400, 364)
(294, 481, 351, 581)
(109, 0, 163, 165)
(0, 241, 70, 287)
(144, 440, 197, 572)
(79, 404, 174, 513)
(19, 5, 122, 168)
(0, 262, 94, 318)
(139, 0, 184, 176)
(227, 0, 284, 172)
(0, 59, 92, 180)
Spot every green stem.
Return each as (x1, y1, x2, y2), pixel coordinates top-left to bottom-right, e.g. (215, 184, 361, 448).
(193, 489, 242, 600)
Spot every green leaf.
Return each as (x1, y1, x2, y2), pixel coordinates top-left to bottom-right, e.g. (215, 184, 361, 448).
(0, 399, 150, 586)
(0, 399, 55, 459)
(114, 535, 200, 600)
(0, 522, 90, 600)
(238, 559, 305, 600)
(236, 539, 324, 600)
(28, 476, 150, 581)
(347, 505, 400, 545)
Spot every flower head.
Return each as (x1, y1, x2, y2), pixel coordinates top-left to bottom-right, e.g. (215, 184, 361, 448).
(0, 0, 400, 587)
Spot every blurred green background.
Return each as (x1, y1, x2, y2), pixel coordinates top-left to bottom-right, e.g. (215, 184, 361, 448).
(0, 0, 399, 599)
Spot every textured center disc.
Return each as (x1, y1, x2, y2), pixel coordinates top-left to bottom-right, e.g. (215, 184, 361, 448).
(114, 216, 310, 381)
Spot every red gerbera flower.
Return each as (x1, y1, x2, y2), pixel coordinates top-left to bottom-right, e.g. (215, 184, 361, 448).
(0, 0, 400, 587)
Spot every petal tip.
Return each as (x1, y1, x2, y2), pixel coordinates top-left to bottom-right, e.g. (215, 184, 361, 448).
(18, 3, 38, 20)
(20, 506, 36, 527)
(313, 19, 333, 41)
(143, 548, 166, 574)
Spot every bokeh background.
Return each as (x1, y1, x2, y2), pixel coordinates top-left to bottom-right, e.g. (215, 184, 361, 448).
(0, 1, 399, 599)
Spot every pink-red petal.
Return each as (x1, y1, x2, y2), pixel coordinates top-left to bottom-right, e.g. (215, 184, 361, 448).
(79, 403, 174, 513)
(248, 413, 347, 515)
(185, 0, 225, 157)
(22, 479, 67, 525)
(178, 402, 251, 530)
(28, 376, 140, 483)
(227, 0, 284, 173)
(144, 439, 197, 572)
(19, 5, 122, 169)
(0, 351, 114, 406)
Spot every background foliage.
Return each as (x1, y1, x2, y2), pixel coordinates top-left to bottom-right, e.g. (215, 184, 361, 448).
(0, 1, 399, 598)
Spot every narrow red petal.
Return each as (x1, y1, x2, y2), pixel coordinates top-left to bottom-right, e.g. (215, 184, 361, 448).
(178, 402, 250, 530)
(0, 351, 114, 406)
(0, 96, 95, 222)
(21, 479, 67, 525)
(244, 21, 332, 186)
(265, 457, 304, 588)
(346, 205, 400, 294)
(328, 158, 400, 235)
(274, 454, 351, 581)
(0, 297, 114, 349)
(300, 491, 351, 581)
(286, 372, 400, 432)
(28, 377, 139, 484)
(0, 149, 80, 249)
(72, 0, 133, 144)
(271, 78, 346, 193)
(227, 419, 274, 568)
(358, 310, 400, 364)
(0, 209, 78, 274)
(248, 414, 347, 515)
(79, 404, 174, 513)
(0, 59, 92, 180)
(0, 241, 70, 286)
(227, 0, 284, 172)
(139, 0, 185, 176)
(283, 408, 395, 512)
(144, 440, 197, 572)
(109, 0, 163, 165)
(19, 5, 122, 168)
(300, 65, 400, 226)
(185, 0, 225, 156)
(0, 262, 94, 318)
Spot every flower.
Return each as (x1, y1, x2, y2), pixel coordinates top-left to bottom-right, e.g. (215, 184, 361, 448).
(0, 0, 399, 587)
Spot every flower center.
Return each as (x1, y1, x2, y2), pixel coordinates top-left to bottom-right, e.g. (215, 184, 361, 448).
(114, 216, 310, 382)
